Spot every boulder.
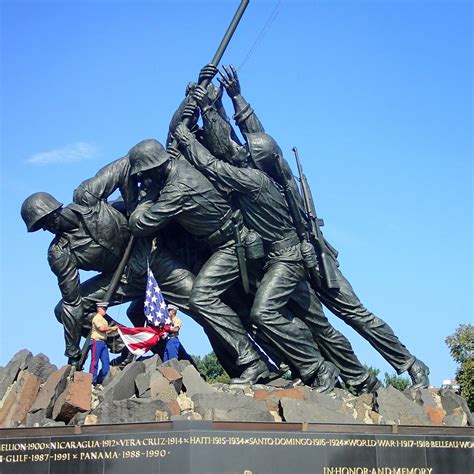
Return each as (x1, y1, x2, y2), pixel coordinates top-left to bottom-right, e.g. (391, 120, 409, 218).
(0, 371, 42, 427)
(439, 389, 472, 426)
(29, 365, 72, 416)
(150, 371, 179, 402)
(171, 412, 203, 421)
(192, 392, 269, 421)
(92, 398, 172, 424)
(280, 397, 359, 424)
(2, 347, 473, 428)
(376, 386, 431, 425)
(67, 411, 91, 426)
(141, 354, 162, 372)
(181, 365, 215, 397)
(25, 353, 57, 382)
(254, 386, 308, 412)
(0, 349, 33, 401)
(211, 407, 274, 422)
(52, 371, 92, 423)
(351, 393, 381, 424)
(176, 393, 194, 413)
(159, 358, 182, 372)
(25, 409, 49, 427)
(102, 366, 121, 387)
(100, 360, 145, 402)
(135, 372, 152, 397)
(444, 412, 468, 426)
(158, 366, 183, 393)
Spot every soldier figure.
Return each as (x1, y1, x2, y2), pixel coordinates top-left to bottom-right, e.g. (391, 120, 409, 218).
(174, 116, 385, 392)
(20, 157, 197, 367)
(127, 139, 274, 384)
(211, 64, 430, 389)
(20, 55, 429, 391)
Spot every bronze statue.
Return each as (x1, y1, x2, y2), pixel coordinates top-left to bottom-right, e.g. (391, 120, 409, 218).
(197, 63, 430, 390)
(20, 0, 430, 392)
(127, 139, 272, 384)
(21, 158, 196, 368)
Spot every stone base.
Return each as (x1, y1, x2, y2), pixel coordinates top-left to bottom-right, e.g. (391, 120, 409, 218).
(0, 420, 472, 473)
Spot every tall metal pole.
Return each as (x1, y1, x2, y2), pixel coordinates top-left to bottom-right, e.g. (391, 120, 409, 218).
(78, 0, 250, 370)
(181, 0, 250, 127)
(78, 236, 135, 370)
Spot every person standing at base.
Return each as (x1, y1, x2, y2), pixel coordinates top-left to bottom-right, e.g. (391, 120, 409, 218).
(162, 304, 194, 363)
(89, 302, 118, 385)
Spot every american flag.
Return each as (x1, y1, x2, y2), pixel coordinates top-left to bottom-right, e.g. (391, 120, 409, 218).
(117, 326, 167, 356)
(116, 267, 172, 356)
(144, 266, 172, 327)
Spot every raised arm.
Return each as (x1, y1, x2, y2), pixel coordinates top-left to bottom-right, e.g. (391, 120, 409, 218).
(129, 184, 184, 237)
(174, 122, 261, 196)
(218, 64, 265, 134)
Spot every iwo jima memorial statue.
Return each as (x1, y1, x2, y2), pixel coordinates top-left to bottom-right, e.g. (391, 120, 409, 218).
(19, 0, 431, 395)
(4, 2, 474, 473)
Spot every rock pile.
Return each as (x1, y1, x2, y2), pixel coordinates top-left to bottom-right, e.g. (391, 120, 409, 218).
(0, 349, 472, 429)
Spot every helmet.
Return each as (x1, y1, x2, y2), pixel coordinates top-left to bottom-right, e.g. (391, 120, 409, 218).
(21, 192, 63, 232)
(244, 132, 282, 172)
(128, 139, 169, 176)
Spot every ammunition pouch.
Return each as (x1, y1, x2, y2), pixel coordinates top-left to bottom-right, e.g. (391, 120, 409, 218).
(300, 240, 318, 270)
(243, 229, 265, 260)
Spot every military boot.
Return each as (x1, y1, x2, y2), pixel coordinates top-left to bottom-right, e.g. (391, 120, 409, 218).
(311, 361, 340, 393)
(408, 359, 430, 389)
(229, 359, 270, 385)
(110, 348, 135, 368)
(67, 356, 82, 370)
(353, 372, 382, 395)
(119, 352, 135, 369)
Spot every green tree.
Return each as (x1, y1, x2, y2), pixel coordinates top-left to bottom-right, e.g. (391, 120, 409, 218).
(383, 372, 410, 391)
(364, 365, 381, 378)
(192, 352, 230, 384)
(364, 364, 410, 391)
(445, 324, 474, 411)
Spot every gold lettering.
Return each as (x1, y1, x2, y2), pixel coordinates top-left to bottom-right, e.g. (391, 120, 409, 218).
(0, 443, 28, 452)
(323, 468, 436, 474)
(104, 451, 119, 459)
(5, 454, 29, 462)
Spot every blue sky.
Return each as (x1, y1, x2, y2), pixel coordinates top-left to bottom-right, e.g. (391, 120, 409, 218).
(1, 0, 472, 387)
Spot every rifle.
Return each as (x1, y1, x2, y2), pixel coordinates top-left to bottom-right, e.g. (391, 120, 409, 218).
(274, 158, 322, 290)
(293, 146, 340, 290)
(176, 0, 251, 292)
(78, 235, 136, 370)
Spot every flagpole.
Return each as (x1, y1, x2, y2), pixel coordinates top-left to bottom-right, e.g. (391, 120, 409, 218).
(78, 236, 136, 370)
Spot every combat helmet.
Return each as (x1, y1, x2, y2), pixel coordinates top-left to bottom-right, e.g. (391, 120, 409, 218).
(244, 132, 283, 172)
(128, 139, 169, 176)
(21, 192, 63, 232)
